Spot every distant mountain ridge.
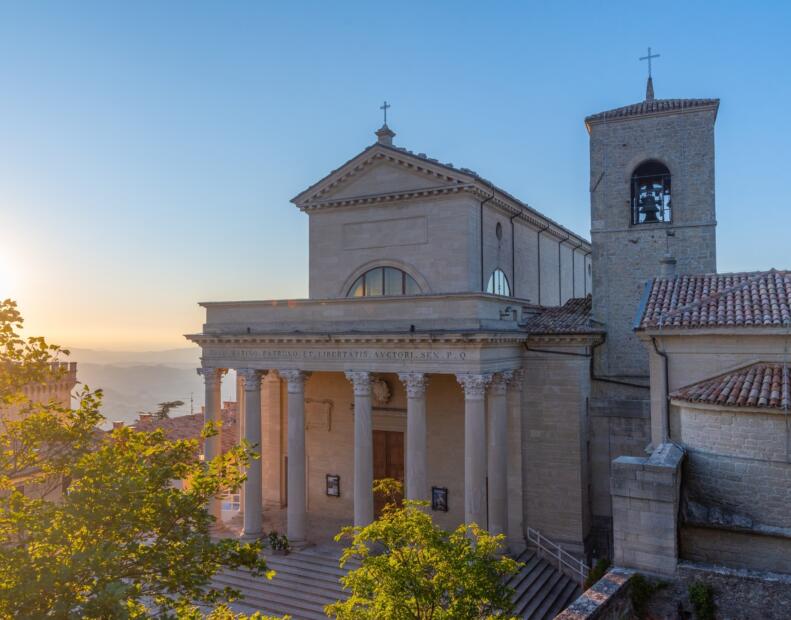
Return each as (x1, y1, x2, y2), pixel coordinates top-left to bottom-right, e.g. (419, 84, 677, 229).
(63, 347, 236, 428)
(67, 347, 201, 367)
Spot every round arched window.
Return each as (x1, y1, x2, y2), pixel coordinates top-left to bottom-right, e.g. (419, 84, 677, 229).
(631, 160, 671, 224)
(486, 268, 511, 296)
(347, 267, 422, 297)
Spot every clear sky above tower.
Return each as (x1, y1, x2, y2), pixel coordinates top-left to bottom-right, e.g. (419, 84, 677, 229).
(0, 1, 789, 349)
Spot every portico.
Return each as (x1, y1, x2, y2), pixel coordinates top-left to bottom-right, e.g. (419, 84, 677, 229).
(192, 312, 526, 543)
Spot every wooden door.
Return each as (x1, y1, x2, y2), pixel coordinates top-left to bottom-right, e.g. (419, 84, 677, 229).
(373, 430, 404, 517)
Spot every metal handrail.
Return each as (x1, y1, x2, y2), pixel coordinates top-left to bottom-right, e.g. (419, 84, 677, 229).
(526, 527, 589, 587)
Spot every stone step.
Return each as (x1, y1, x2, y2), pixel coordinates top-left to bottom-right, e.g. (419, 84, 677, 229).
(519, 568, 563, 619)
(508, 553, 543, 591)
(512, 561, 553, 610)
(264, 552, 350, 579)
(548, 580, 581, 619)
(223, 566, 345, 598)
(214, 572, 341, 608)
(526, 570, 567, 620)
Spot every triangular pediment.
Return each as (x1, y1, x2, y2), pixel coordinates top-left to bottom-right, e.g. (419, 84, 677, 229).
(291, 144, 475, 208)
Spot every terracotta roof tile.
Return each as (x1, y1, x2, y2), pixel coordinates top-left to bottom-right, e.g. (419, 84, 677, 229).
(637, 270, 791, 330)
(525, 295, 602, 334)
(133, 405, 239, 455)
(585, 98, 719, 124)
(672, 363, 790, 410)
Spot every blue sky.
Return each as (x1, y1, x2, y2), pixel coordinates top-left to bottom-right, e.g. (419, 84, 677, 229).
(0, 2, 789, 349)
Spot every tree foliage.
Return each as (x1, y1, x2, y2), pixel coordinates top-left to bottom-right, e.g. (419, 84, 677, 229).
(0, 299, 284, 619)
(325, 479, 520, 620)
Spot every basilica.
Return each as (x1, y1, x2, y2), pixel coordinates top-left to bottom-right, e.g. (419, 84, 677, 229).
(187, 75, 791, 579)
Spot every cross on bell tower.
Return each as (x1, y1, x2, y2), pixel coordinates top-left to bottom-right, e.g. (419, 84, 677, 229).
(639, 47, 660, 101)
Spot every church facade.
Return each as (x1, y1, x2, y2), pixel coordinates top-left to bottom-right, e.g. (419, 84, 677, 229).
(188, 78, 791, 576)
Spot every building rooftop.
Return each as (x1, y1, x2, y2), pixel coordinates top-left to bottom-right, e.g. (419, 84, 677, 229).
(636, 270, 791, 330)
(585, 97, 719, 126)
(672, 362, 790, 411)
(132, 404, 239, 455)
(524, 295, 602, 334)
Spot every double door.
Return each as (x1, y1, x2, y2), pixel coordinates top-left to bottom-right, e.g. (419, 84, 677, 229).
(373, 430, 404, 517)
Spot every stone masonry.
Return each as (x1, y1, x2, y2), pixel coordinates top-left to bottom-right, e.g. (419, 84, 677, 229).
(610, 442, 684, 575)
(587, 102, 718, 379)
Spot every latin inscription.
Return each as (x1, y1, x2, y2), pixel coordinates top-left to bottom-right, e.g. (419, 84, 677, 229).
(202, 348, 467, 362)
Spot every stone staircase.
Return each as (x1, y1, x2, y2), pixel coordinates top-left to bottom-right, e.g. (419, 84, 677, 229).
(217, 547, 353, 620)
(507, 548, 582, 620)
(216, 545, 580, 620)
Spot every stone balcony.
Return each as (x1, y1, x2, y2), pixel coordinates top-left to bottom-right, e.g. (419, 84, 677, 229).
(199, 293, 537, 336)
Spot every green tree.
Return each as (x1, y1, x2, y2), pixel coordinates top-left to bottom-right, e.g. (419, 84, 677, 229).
(153, 400, 186, 419)
(0, 299, 284, 619)
(325, 479, 520, 620)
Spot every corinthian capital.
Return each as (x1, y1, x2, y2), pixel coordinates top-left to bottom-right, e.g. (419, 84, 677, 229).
(489, 372, 511, 396)
(507, 368, 525, 392)
(237, 368, 264, 390)
(345, 371, 372, 396)
(398, 372, 428, 398)
(279, 369, 310, 393)
(456, 373, 492, 399)
(197, 367, 224, 386)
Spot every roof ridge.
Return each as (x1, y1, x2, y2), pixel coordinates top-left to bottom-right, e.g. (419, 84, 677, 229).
(655, 269, 787, 328)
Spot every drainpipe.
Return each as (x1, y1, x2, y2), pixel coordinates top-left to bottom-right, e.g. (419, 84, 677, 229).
(536, 224, 550, 305)
(558, 234, 570, 305)
(651, 336, 671, 444)
(480, 184, 495, 292)
(582, 250, 592, 296)
(570, 241, 582, 298)
(510, 211, 520, 298)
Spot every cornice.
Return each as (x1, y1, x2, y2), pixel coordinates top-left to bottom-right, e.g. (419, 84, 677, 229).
(526, 333, 604, 346)
(292, 145, 591, 249)
(186, 331, 529, 347)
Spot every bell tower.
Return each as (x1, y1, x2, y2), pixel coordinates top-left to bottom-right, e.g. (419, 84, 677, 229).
(585, 79, 719, 379)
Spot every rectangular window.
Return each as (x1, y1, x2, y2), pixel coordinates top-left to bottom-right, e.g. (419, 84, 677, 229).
(365, 268, 384, 296)
(384, 267, 403, 296)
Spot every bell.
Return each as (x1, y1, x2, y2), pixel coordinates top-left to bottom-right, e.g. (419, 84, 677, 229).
(639, 192, 660, 223)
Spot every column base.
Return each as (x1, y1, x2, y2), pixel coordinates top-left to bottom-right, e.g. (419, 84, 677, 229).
(239, 530, 265, 542)
(288, 538, 313, 551)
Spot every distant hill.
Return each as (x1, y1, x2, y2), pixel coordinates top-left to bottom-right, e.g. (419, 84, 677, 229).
(65, 347, 236, 427)
(67, 347, 201, 367)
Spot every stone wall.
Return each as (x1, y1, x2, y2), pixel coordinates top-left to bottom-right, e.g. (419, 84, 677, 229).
(307, 159, 589, 303)
(555, 568, 636, 620)
(524, 348, 591, 555)
(589, 106, 718, 379)
(681, 526, 791, 574)
(669, 402, 791, 573)
(587, 385, 651, 558)
(610, 443, 684, 575)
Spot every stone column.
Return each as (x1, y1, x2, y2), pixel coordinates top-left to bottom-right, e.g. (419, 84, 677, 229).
(236, 373, 246, 515)
(456, 373, 491, 528)
(506, 369, 525, 550)
(198, 366, 224, 526)
(487, 372, 510, 537)
(238, 369, 264, 539)
(346, 371, 374, 527)
(398, 372, 429, 502)
(280, 370, 308, 543)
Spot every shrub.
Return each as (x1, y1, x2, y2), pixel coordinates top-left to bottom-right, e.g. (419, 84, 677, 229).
(629, 573, 667, 619)
(688, 581, 716, 620)
(583, 557, 611, 590)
